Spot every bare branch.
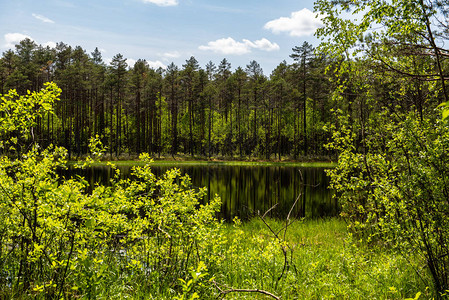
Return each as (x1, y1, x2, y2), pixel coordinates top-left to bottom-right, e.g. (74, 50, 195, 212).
(258, 192, 301, 288)
(368, 49, 449, 81)
(263, 203, 278, 218)
(213, 280, 280, 300)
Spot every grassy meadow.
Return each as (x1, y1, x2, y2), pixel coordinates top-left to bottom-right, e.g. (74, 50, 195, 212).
(203, 218, 430, 299)
(132, 218, 430, 299)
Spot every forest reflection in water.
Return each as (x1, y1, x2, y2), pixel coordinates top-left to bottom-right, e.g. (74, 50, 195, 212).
(60, 164, 337, 220)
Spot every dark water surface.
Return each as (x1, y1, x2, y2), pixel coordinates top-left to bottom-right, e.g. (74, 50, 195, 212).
(60, 164, 336, 220)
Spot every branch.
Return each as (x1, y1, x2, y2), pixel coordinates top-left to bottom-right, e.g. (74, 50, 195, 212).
(370, 51, 449, 81)
(284, 193, 301, 240)
(258, 193, 301, 288)
(383, 40, 449, 55)
(212, 280, 280, 300)
(262, 203, 278, 218)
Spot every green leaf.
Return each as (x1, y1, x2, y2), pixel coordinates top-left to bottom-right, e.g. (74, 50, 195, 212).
(442, 109, 449, 121)
(85, 218, 95, 228)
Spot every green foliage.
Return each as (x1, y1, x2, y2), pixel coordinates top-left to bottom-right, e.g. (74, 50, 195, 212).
(174, 261, 211, 300)
(1, 37, 336, 160)
(0, 85, 222, 298)
(327, 111, 449, 294)
(439, 102, 449, 121)
(315, 0, 449, 296)
(211, 218, 428, 299)
(0, 82, 61, 152)
(0, 83, 434, 298)
(0, 144, 222, 298)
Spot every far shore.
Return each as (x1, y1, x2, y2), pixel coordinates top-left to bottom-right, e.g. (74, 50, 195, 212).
(67, 156, 337, 168)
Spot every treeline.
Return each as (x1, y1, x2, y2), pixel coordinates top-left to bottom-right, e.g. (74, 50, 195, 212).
(0, 39, 338, 159)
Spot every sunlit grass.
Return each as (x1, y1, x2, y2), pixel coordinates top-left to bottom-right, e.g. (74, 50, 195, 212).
(209, 218, 431, 299)
(3, 217, 430, 299)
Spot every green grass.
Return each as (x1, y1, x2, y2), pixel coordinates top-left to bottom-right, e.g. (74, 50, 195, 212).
(124, 217, 430, 299)
(203, 218, 431, 299)
(5, 217, 431, 299)
(126, 218, 431, 299)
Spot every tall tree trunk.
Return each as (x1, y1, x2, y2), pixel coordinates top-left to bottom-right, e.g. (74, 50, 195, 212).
(136, 90, 141, 154)
(110, 86, 113, 159)
(303, 63, 308, 156)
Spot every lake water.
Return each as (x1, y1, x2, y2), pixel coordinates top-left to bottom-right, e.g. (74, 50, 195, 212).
(60, 164, 337, 221)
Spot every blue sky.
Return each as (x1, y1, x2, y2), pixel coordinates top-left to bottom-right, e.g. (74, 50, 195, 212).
(0, 0, 323, 74)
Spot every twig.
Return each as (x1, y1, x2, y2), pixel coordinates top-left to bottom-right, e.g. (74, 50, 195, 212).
(286, 194, 300, 225)
(298, 169, 321, 188)
(258, 193, 301, 289)
(212, 280, 280, 300)
(298, 169, 304, 183)
(280, 193, 301, 283)
(262, 203, 278, 218)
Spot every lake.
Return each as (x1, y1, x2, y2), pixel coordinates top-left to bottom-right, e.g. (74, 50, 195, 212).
(60, 163, 337, 221)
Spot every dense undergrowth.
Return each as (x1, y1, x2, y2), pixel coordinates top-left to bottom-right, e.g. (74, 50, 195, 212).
(210, 218, 430, 299)
(0, 143, 432, 299)
(0, 143, 430, 298)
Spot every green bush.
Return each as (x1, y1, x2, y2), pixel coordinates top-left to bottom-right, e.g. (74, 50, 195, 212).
(0, 83, 222, 298)
(327, 112, 449, 295)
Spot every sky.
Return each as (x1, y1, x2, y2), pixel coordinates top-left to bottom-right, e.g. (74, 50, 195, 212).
(0, 0, 323, 75)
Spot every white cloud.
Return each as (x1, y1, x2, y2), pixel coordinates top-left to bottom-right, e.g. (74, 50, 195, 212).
(4, 33, 57, 49)
(141, 0, 178, 6)
(127, 58, 166, 69)
(264, 8, 323, 37)
(32, 13, 55, 24)
(199, 37, 279, 55)
(242, 38, 280, 52)
(43, 41, 57, 48)
(4, 33, 33, 48)
(161, 51, 180, 59)
(127, 58, 137, 68)
(199, 37, 250, 55)
(148, 60, 166, 69)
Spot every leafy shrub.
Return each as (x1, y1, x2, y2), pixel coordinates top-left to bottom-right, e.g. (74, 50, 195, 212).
(0, 83, 222, 298)
(327, 112, 449, 295)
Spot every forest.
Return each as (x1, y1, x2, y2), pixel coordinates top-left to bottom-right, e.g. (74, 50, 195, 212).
(0, 37, 334, 160)
(1, 0, 449, 298)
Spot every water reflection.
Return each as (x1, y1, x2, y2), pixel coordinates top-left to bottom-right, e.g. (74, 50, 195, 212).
(59, 164, 336, 220)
